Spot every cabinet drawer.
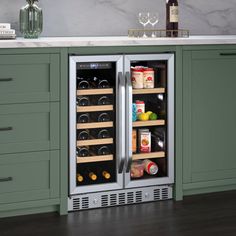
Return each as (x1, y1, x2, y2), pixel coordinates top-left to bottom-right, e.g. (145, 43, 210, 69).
(0, 102, 59, 154)
(0, 54, 59, 104)
(0, 151, 59, 204)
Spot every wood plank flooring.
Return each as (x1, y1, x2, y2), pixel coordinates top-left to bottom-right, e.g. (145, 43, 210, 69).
(1, 190, 236, 236)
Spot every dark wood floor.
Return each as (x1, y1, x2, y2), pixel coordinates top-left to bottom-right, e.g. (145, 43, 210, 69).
(1, 190, 236, 236)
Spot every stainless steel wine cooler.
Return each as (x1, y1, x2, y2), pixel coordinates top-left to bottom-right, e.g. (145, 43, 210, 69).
(68, 54, 174, 211)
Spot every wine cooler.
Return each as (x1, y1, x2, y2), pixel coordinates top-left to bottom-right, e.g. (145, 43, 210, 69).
(68, 54, 174, 211)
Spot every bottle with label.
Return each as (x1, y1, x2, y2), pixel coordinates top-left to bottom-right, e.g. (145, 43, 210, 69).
(143, 159, 158, 175)
(166, 0, 179, 37)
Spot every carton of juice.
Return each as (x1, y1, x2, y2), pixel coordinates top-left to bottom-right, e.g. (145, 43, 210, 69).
(138, 129, 151, 153)
(132, 129, 137, 153)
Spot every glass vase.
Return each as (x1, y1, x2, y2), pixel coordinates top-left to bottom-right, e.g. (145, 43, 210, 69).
(19, 0, 43, 38)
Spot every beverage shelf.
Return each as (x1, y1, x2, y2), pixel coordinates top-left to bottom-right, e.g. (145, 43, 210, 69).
(77, 155, 113, 164)
(132, 88, 165, 95)
(77, 105, 113, 113)
(132, 151, 165, 160)
(77, 88, 113, 96)
(77, 138, 113, 147)
(77, 121, 113, 129)
(133, 120, 165, 127)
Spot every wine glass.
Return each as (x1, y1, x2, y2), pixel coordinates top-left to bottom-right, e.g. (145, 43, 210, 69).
(138, 12, 149, 38)
(149, 12, 159, 37)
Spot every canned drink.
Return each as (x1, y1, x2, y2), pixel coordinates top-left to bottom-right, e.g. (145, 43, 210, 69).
(143, 68, 155, 89)
(131, 68, 144, 89)
(136, 100, 145, 116)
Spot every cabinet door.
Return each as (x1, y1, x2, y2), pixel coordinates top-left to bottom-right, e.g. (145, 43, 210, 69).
(0, 150, 59, 204)
(0, 102, 59, 154)
(0, 54, 59, 104)
(183, 50, 236, 186)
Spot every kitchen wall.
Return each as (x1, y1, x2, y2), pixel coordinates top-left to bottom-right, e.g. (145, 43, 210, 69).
(0, 0, 236, 37)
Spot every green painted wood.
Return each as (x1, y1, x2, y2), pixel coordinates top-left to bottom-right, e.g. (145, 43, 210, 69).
(0, 48, 61, 55)
(174, 46, 183, 200)
(0, 150, 59, 204)
(0, 54, 60, 104)
(0, 205, 58, 218)
(183, 48, 236, 192)
(59, 48, 69, 215)
(0, 102, 59, 154)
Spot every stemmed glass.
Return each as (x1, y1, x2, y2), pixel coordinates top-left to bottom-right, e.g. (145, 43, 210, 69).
(138, 12, 149, 38)
(149, 12, 159, 37)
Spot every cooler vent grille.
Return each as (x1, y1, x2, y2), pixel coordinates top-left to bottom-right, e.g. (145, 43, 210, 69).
(73, 198, 80, 210)
(81, 197, 89, 209)
(119, 193, 125, 205)
(162, 188, 169, 199)
(154, 189, 161, 200)
(135, 191, 142, 203)
(101, 195, 109, 207)
(127, 192, 134, 204)
(110, 194, 117, 206)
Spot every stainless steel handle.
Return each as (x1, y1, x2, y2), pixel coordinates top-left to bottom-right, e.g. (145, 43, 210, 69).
(0, 177, 13, 182)
(125, 72, 133, 173)
(220, 53, 236, 56)
(118, 72, 125, 173)
(0, 127, 13, 131)
(0, 78, 13, 82)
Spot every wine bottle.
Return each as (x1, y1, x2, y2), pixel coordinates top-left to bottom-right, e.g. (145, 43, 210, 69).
(77, 173, 84, 183)
(166, 0, 179, 37)
(102, 170, 111, 180)
(77, 147, 89, 157)
(89, 171, 97, 181)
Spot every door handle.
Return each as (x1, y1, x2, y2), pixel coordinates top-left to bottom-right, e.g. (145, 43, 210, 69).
(125, 71, 133, 173)
(0, 177, 13, 182)
(0, 127, 13, 131)
(219, 53, 236, 56)
(0, 78, 13, 82)
(118, 72, 125, 173)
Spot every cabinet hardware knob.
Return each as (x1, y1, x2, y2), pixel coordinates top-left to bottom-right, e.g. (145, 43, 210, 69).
(0, 78, 13, 82)
(0, 177, 13, 182)
(220, 53, 236, 56)
(0, 127, 13, 131)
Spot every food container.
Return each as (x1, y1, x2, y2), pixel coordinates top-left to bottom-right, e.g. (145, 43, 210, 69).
(131, 68, 144, 89)
(143, 68, 155, 89)
(143, 159, 158, 175)
(136, 100, 145, 116)
(132, 103, 137, 121)
(139, 129, 151, 153)
(131, 161, 144, 178)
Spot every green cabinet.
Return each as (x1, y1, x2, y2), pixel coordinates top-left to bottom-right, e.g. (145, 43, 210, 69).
(183, 48, 236, 195)
(0, 50, 65, 218)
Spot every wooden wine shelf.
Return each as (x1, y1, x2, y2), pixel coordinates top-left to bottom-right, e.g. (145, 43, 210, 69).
(77, 138, 113, 147)
(133, 120, 165, 127)
(77, 105, 113, 113)
(77, 121, 113, 129)
(132, 152, 165, 160)
(132, 88, 165, 95)
(77, 155, 113, 164)
(77, 88, 113, 96)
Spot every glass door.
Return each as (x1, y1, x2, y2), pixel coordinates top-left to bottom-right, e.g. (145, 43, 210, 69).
(69, 55, 124, 195)
(124, 54, 174, 188)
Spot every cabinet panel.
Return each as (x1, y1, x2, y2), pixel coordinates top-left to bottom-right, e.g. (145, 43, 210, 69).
(0, 54, 59, 104)
(0, 102, 59, 154)
(183, 50, 236, 186)
(0, 150, 59, 204)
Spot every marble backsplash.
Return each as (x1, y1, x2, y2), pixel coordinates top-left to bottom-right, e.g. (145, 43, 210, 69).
(0, 0, 236, 37)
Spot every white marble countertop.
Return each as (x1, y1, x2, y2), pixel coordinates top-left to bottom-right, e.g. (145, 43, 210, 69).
(1, 36, 236, 48)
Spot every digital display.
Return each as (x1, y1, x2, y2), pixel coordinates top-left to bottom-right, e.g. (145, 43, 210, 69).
(77, 62, 112, 70)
